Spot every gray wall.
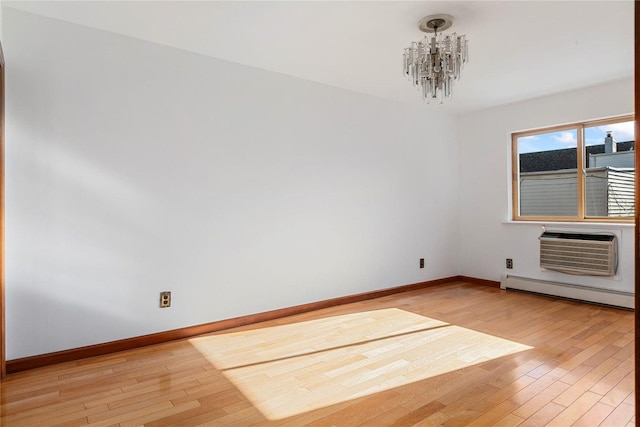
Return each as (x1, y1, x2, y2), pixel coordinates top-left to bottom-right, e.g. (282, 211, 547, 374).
(458, 77, 634, 293)
(5, 8, 460, 359)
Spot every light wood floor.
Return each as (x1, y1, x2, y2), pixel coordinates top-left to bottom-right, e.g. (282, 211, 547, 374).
(0, 282, 635, 426)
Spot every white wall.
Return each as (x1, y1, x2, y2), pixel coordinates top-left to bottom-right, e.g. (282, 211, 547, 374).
(457, 78, 634, 294)
(4, 8, 459, 359)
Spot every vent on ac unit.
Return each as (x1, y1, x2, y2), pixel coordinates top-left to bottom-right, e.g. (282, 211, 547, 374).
(539, 232, 617, 276)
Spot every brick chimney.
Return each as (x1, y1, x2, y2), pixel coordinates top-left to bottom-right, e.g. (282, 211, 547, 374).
(604, 131, 616, 153)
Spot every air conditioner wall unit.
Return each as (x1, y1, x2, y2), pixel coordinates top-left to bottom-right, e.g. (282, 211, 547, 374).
(539, 231, 617, 276)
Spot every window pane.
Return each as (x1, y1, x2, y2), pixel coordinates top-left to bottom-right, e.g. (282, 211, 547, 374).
(584, 121, 635, 217)
(517, 129, 578, 217)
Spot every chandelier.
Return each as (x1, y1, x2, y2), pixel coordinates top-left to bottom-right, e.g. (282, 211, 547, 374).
(402, 14, 468, 103)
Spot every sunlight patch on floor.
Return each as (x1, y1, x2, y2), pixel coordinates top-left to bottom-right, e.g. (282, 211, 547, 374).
(190, 308, 532, 420)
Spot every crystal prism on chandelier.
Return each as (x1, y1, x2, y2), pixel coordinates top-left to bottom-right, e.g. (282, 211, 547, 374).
(402, 14, 468, 103)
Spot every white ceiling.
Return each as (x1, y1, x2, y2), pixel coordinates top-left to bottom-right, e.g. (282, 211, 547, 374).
(5, 1, 634, 114)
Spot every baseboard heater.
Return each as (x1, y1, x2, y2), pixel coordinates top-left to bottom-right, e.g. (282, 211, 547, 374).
(500, 275, 634, 309)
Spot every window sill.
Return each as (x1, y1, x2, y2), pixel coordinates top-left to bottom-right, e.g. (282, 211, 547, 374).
(503, 220, 635, 228)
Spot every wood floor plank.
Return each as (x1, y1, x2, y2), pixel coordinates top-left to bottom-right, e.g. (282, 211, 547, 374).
(572, 401, 615, 426)
(486, 374, 537, 404)
(386, 400, 446, 426)
(465, 400, 519, 426)
(547, 391, 602, 426)
(118, 400, 202, 427)
(0, 282, 633, 427)
(600, 371, 635, 407)
(553, 357, 622, 407)
(511, 379, 570, 419)
(519, 402, 567, 427)
(601, 402, 635, 426)
(493, 413, 525, 427)
(591, 358, 634, 396)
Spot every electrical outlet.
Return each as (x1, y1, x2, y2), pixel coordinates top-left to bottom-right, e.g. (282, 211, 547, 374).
(506, 258, 513, 269)
(419, 258, 425, 268)
(160, 291, 171, 308)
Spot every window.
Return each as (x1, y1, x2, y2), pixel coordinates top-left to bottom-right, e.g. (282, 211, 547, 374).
(512, 115, 635, 221)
